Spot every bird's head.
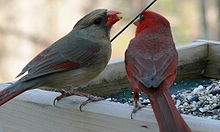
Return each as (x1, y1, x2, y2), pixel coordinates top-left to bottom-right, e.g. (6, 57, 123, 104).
(134, 11, 170, 35)
(73, 9, 121, 39)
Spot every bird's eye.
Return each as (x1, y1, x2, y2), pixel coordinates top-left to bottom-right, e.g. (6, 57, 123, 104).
(139, 13, 146, 22)
(93, 18, 102, 25)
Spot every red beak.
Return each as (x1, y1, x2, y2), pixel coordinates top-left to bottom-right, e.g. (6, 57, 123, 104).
(106, 10, 122, 27)
(133, 19, 140, 26)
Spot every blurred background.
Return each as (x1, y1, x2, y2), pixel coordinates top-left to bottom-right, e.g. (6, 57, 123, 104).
(0, 0, 219, 82)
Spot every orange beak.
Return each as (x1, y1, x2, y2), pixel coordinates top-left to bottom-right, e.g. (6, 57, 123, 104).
(106, 10, 122, 27)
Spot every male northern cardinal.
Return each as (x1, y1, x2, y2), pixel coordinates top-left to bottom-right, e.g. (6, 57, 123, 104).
(0, 9, 121, 107)
(125, 11, 191, 132)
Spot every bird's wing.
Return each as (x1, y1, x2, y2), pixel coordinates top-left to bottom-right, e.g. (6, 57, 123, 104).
(125, 37, 177, 88)
(17, 35, 100, 81)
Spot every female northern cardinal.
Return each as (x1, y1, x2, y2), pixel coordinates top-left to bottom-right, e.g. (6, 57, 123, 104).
(125, 11, 191, 132)
(0, 9, 121, 107)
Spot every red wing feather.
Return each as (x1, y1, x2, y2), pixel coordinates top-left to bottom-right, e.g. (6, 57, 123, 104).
(126, 35, 177, 88)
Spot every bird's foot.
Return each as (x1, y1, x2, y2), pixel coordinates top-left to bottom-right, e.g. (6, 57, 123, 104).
(53, 89, 72, 106)
(53, 89, 104, 111)
(131, 101, 145, 119)
(79, 95, 104, 112)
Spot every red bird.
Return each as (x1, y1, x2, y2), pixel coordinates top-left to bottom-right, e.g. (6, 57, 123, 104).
(125, 11, 191, 132)
(0, 9, 121, 107)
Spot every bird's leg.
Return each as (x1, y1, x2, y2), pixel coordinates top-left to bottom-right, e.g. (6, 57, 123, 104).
(53, 89, 104, 111)
(131, 89, 145, 119)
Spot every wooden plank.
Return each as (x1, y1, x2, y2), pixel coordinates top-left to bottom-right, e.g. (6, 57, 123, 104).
(198, 40, 220, 79)
(176, 41, 208, 80)
(0, 84, 219, 132)
(0, 101, 151, 132)
(177, 41, 208, 65)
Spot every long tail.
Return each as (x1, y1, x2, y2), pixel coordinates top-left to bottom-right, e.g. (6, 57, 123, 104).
(0, 81, 33, 106)
(148, 89, 191, 132)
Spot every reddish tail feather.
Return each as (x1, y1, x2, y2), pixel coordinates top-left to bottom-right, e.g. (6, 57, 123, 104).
(147, 89, 191, 132)
(0, 81, 33, 106)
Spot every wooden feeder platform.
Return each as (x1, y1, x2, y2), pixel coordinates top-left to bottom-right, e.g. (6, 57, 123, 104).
(0, 39, 220, 132)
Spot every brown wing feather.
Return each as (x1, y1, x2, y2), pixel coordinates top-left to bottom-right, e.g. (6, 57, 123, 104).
(17, 34, 100, 81)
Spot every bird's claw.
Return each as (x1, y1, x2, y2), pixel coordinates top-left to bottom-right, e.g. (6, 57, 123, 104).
(80, 95, 104, 112)
(53, 89, 71, 106)
(131, 102, 145, 119)
(53, 89, 104, 111)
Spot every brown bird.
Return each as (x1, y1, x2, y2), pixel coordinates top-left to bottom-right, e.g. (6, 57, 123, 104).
(0, 9, 121, 108)
(125, 11, 191, 132)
